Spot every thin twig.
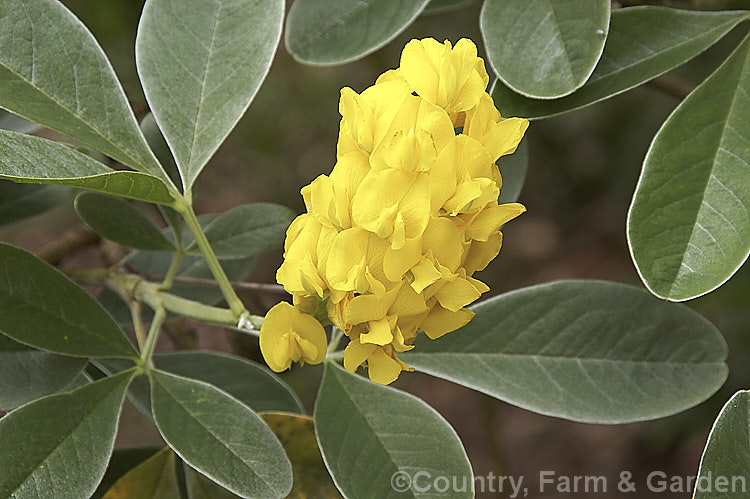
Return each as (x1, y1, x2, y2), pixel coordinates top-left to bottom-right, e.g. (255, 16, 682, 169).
(38, 225, 99, 265)
(646, 74, 696, 100)
(135, 271, 288, 294)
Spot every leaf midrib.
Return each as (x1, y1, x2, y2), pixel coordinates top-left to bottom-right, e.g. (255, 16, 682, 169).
(591, 14, 745, 86)
(664, 37, 750, 298)
(184, 0, 222, 186)
(328, 367, 448, 499)
(404, 351, 725, 366)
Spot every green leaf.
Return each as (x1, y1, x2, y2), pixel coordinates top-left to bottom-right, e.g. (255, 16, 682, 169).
(93, 448, 162, 499)
(0, 369, 136, 499)
(497, 137, 528, 204)
(694, 391, 750, 499)
(0, 180, 70, 228)
(402, 280, 728, 424)
(150, 370, 293, 499)
(0, 243, 139, 359)
(0, 130, 175, 205)
(0, 109, 41, 134)
(75, 192, 175, 251)
(423, 0, 477, 16)
(0, 334, 88, 410)
(0, 0, 166, 178)
(285, 0, 431, 66)
(261, 412, 342, 499)
(628, 35, 750, 302)
(481, 0, 610, 99)
(314, 363, 473, 498)
(102, 447, 180, 499)
(136, 0, 284, 190)
(191, 202, 296, 259)
(155, 351, 303, 413)
(490, 7, 750, 119)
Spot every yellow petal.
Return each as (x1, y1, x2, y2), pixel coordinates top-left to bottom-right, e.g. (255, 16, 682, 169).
(344, 339, 377, 373)
(360, 317, 394, 346)
(326, 228, 390, 293)
(463, 231, 503, 273)
(330, 151, 370, 200)
(351, 169, 431, 245)
(410, 258, 442, 293)
(420, 305, 475, 340)
(422, 217, 464, 271)
(343, 286, 400, 325)
(383, 236, 422, 282)
(399, 38, 487, 113)
(434, 271, 484, 311)
(367, 348, 405, 385)
(465, 203, 526, 241)
(260, 302, 328, 371)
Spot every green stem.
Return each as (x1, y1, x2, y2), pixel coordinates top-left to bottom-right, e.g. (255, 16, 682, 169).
(327, 351, 345, 362)
(107, 273, 262, 333)
(129, 301, 147, 350)
(327, 326, 344, 353)
(140, 306, 167, 368)
(178, 202, 247, 318)
(159, 248, 184, 291)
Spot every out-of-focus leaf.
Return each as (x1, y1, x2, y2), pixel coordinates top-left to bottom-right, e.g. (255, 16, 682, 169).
(93, 448, 162, 499)
(285, 0, 430, 65)
(0, 243, 139, 359)
(497, 137, 528, 204)
(0, 334, 88, 411)
(136, 0, 284, 190)
(0, 130, 175, 205)
(481, 0, 610, 99)
(314, 363, 473, 498)
(75, 192, 175, 251)
(0, 370, 136, 499)
(150, 370, 293, 498)
(403, 280, 728, 424)
(423, 0, 476, 16)
(261, 412, 342, 499)
(0, 180, 70, 228)
(491, 7, 750, 119)
(628, 35, 750, 301)
(0, 109, 41, 134)
(693, 391, 750, 499)
(140, 113, 182, 191)
(0, 0, 166, 178)
(190, 203, 295, 259)
(102, 447, 180, 499)
(184, 467, 239, 499)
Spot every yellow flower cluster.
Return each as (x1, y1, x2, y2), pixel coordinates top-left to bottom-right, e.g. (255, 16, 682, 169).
(260, 38, 528, 384)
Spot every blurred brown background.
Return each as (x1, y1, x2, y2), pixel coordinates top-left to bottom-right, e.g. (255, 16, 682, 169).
(2, 1, 750, 497)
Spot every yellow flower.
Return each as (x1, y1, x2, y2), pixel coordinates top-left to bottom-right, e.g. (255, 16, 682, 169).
(344, 337, 412, 385)
(464, 93, 529, 162)
(399, 38, 489, 113)
(259, 302, 327, 372)
(268, 37, 529, 384)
